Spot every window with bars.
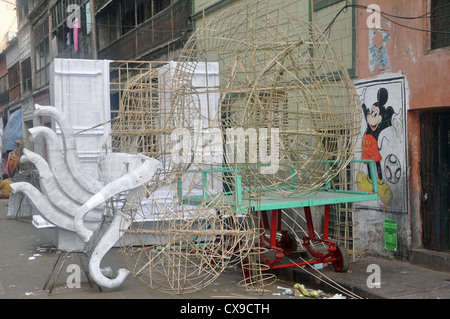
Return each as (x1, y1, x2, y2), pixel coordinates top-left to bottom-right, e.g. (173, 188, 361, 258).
(21, 58, 32, 95)
(431, 0, 450, 50)
(7, 63, 20, 101)
(33, 17, 49, 72)
(0, 74, 8, 94)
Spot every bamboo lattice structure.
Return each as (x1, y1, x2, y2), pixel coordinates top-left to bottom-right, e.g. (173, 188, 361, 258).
(103, 0, 362, 295)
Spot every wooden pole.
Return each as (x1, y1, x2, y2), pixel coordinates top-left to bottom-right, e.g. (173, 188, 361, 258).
(90, 0, 98, 59)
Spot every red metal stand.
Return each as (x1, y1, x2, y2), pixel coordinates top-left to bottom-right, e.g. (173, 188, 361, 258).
(258, 205, 349, 272)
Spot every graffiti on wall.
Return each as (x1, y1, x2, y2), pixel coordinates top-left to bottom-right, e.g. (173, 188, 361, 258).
(369, 27, 391, 73)
(354, 74, 408, 213)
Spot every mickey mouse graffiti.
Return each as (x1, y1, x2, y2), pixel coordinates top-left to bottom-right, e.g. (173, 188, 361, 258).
(357, 87, 394, 206)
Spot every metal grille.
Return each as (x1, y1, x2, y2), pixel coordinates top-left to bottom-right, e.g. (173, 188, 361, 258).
(431, 0, 450, 50)
(98, 0, 192, 61)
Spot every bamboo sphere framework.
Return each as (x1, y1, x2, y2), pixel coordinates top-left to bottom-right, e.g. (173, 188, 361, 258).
(107, 0, 362, 295)
(174, 0, 362, 197)
(105, 64, 260, 295)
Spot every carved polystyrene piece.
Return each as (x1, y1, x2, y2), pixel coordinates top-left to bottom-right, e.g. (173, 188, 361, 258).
(74, 154, 160, 243)
(20, 148, 102, 223)
(10, 182, 81, 232)
(33, 104, 104, 194)
(28, 126, 99, 204)
(11, 104, 160, 289)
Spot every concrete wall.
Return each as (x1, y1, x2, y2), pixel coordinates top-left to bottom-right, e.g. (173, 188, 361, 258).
(355, 0, 450, 257)
(354, 73, 410, 257)
(356, 0, 449, 109)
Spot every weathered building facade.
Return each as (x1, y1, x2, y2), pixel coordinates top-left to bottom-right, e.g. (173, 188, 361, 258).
(95, 0, 192, 61)
(355, 0, 449, 264)
(7, 0, 192, 151)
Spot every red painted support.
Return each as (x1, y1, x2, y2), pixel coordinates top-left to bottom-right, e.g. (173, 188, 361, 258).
(304, 206, 315, 238)
(323, 204, 330, 241)
(271, 210, 277, 247)
(277, 209, 282, 230)
(250, 205, 345, 272)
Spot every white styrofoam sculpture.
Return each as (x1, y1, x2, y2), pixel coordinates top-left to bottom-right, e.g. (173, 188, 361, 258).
(10, 104, 160, 289)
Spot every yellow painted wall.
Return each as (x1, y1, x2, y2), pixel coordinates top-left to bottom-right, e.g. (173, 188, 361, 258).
(192, 0, 355, 75)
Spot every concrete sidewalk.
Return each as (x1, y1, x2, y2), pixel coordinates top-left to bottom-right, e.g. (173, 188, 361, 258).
(278, 254, 450, 299)
(0, 199, 449, 300)
(0, 199, 303, 300)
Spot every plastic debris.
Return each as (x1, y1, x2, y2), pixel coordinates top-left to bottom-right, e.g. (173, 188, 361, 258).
(294, 283, 323, 298)
(313, 264, 322, 270)
(277, 286, 294, 296)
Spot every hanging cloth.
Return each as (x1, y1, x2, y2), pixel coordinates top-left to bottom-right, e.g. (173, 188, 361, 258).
(73, 17, 79, 53)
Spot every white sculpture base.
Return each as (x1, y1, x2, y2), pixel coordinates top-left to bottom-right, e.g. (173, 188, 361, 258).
(32, 214, 163, 249)
(32, 216, 85, 251)
(53, 228, 87, 251)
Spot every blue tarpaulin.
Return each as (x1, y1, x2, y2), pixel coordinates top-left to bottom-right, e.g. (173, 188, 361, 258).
(2, 108, 23, 154)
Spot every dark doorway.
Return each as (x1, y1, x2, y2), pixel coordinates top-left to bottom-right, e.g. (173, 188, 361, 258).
(420, 111, 450, 251)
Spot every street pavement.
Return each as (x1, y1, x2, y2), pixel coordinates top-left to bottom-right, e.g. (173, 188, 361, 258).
(0, 198, 449, 303)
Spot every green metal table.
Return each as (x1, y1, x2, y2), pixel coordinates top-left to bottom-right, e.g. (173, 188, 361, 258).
(177, 160, 379, 272)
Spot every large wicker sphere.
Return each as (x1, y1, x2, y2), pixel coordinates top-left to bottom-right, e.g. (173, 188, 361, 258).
(108, 0, 361, 295)
(174, 0, 361, 196)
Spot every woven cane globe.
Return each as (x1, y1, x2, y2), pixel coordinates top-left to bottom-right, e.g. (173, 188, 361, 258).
(174, 0, 361, 197)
